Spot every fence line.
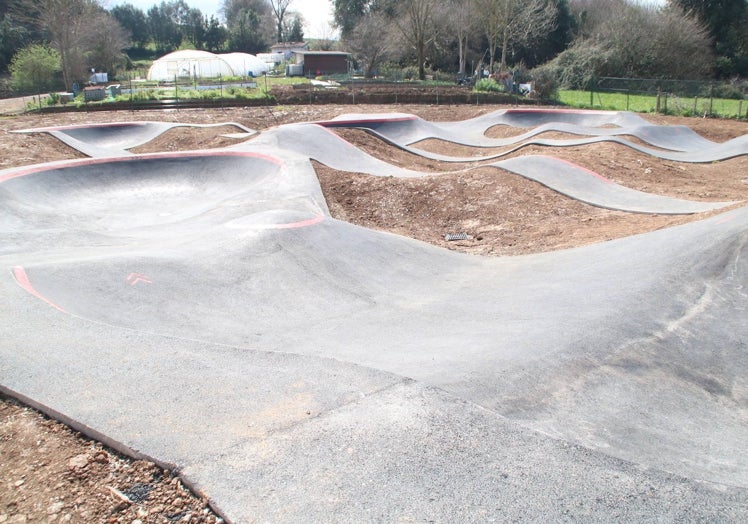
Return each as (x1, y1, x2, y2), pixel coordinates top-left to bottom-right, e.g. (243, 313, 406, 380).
(588, 77, 747, 119)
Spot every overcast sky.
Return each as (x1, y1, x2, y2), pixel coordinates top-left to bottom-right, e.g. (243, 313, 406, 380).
(109, 0, 337, 39)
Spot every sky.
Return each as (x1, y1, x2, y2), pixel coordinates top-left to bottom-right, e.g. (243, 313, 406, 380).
(110, 0, 337, 39)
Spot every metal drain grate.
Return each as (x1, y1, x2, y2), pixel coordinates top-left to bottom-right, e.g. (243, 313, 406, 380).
(444, 232, 472, 241)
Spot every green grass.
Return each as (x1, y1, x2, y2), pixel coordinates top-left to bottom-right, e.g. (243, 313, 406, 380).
(558, 89, 747, 119)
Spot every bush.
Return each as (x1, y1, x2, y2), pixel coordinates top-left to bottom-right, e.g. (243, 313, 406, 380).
(473, 78, 502, 93)
(708, 82, 745, 100)
(10, 44, 62, 94)
(530, 67, 559, 101)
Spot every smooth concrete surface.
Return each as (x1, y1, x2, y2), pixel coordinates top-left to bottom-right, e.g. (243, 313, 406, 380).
(14, 121, 256, 157)
(319, 109, 748, 162)
(2, 110, 747, 522)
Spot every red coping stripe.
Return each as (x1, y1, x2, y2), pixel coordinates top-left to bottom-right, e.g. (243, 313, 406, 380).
(11, 266, 67, 313)
(0, 151, 284, 184)
(538, 155, 614, 184)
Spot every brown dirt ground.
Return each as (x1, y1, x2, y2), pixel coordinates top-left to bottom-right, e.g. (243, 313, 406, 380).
(1, 104, 747, 522)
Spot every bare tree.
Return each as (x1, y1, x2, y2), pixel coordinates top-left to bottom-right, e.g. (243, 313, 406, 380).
(18, 0, 113, 88)
(86, 9, 130, 74)
(474, 0, 557, 72)
(449, 0, 474, 77)
(14, 0, 131, 88)
(392, 0, 440, 80)
(269, 0, 293, 43)
(346, 12, 395, 77)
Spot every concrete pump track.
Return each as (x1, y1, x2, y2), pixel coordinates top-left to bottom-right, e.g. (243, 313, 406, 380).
(2, 109, 748, 522)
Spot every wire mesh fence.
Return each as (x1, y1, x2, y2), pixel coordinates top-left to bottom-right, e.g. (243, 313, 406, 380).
(589, 77, 748, 119)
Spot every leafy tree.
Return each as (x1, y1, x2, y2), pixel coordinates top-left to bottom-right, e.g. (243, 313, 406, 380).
(183, 7, 207, 48)
(18, 0, 121, 88)
(147, 2, 182, 52)
(285, 13, 304, 42)
(0, 12, 34, 74)
(333, 0, 370, 39)
(10, 43, 61, 93)
(333, 0, 394, 40)
(204, 15, 228, 52)
(110, 4, 149, 49)
(222, 0, 272, 52)
(227, 7, 268, 53)
(668, 0, 748, 76)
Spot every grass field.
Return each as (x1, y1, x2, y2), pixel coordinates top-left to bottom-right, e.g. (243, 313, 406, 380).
(558, 89, 747, 119)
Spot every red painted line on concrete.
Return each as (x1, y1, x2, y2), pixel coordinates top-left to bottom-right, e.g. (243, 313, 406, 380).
(504, 108, 614, 116)
(272, 214, 325, 229)
(715, 214, 736, 225)
(11, 266, 67, 313)
(540, 155, 614, 184)
(316, 115, 419, 126)
(17, 122, 147, 133)
(0, 151, 283, 184)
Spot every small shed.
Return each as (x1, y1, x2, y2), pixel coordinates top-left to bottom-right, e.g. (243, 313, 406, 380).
(83, 85, 106, 101)
(296, 51, 351, 77)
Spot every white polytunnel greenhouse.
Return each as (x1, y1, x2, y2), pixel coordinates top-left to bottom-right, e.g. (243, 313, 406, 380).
(147, 50, 262, 81)
(219, 53, 269, 77)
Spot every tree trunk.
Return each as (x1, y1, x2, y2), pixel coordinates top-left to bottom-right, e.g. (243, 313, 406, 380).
(499, 30, 509, 72)
(458, 35, 466, 75)
(417, 39, 426, 80)
(488, 35, 496, 73)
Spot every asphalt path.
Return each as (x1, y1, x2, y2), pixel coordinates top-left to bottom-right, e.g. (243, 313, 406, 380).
(1, 110, 747, 522)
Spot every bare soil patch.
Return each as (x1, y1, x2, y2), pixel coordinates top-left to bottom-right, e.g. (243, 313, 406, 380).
(1, 104, 746, 521)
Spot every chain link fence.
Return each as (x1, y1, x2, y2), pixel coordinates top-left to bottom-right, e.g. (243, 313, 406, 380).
(590, 77, 748, 118)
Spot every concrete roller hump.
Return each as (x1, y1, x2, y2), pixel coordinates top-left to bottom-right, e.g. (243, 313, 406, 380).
(317, 109, 747, 162)
(1, 109, 747, 522)
(240, 123, 736, 214)
(13, 121, 256, 157)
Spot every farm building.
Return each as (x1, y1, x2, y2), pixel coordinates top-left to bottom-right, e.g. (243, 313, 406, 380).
(147, 50, 267, 81)
(294, 51, 351, 77)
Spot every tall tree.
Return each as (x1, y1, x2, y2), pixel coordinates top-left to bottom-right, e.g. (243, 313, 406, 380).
(86, 9, 130, 73)
(0, 11, 33, 74)
(110, 3, 149, 49)
(333, 0, 370, 39)
(147, 2, 182, 52)
(346, 11, 394, 77)
(204, 15, 227, 52)
(669, 0, 748, 76)
(448, 0, 474, 76)
(269, 0, 292, 43)
(548, 1, 714, 85)
(474, 0, 557, 72)
(19, 0, 105, 88)
(512, 0, 576, 68)
(285, 13, 304, 42)
(392, 0, 440, 80)
(183, 7, 207, 48)
(222, 0, 272, 51)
